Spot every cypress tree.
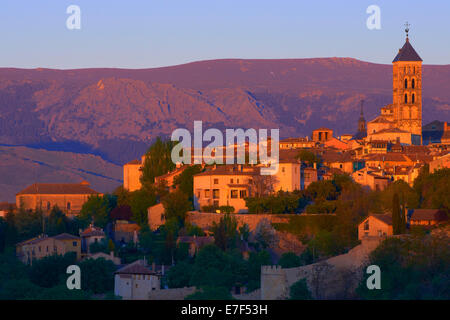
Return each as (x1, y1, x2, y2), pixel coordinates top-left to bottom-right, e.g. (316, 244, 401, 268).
(392, 193, 401, 235)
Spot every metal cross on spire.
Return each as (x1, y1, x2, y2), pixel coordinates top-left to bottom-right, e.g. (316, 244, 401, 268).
(405, 21, 410, 38)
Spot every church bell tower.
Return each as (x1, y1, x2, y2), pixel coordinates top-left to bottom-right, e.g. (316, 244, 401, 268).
(392, 22, 423, 141)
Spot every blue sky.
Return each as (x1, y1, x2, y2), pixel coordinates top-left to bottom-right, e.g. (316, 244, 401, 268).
(0, 0, 448, 69)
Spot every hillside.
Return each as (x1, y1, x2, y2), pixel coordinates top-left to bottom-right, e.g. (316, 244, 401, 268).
(1, 58, 449, 165)
(0, 146, 122, 202)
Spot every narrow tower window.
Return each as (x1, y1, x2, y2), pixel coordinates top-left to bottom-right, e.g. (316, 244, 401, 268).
(412, 78, 415, 89)
(404, 94, 408, 104)
(412, 94, 415, 104)
(404, 79, 408, 89)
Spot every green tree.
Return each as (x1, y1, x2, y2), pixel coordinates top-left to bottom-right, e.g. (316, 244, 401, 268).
(296, 150, 321, 167)
(79, 258, 116, 294)
(162, 190, 192, 228)
(278, 252, 302, 268)
(246, 250, 271, 291)
(29, 252, 77, 288)
(211, 214, 238, 251)
(140, 137, 177, 185)
(290, 278, 313, 300)
(129, 188, 157, 226)
(173, 165, 202, 199)
(79, 195, 116, 228)
(167, 261, 194, 288)
(392, 193, 403, 235)
(306, 180, 337, 201)
(185, 286, 233, 300)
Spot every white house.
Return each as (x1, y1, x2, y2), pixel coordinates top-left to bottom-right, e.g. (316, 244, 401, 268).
(114, 260, 161, 300)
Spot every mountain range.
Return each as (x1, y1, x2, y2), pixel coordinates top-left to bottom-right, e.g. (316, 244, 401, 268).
(0, 58, 449, 201)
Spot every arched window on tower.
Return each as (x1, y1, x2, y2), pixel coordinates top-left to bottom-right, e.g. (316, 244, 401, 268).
(412, 78, 415, 89)
(404, 79, 408, 89)
(412, 93, 415, 104)
(404, 94, 408, 104)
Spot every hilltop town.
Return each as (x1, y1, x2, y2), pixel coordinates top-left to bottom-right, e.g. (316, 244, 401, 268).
(0, 32, 449, 300)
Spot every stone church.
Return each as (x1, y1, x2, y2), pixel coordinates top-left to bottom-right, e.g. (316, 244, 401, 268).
(367, 25, 423, 145)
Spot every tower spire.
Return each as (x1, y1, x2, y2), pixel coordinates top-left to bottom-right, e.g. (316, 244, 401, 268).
(360, 99, 365, 117)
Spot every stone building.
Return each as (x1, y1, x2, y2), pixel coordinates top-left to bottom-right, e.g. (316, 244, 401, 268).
(193, 165, 258, 213)
(16, 233, 81, 265)
(123, 158, 143, 192)
(114, 260, 162, 300)
(358, 214, 393, 240)
(367, 27, 423, 145)
(15, 181, 101, 215)
(312, 127, 333, 143)
(80, 225, 106, 253)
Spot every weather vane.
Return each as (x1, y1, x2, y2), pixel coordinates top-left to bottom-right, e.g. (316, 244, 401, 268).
(405, 22, 410, 38)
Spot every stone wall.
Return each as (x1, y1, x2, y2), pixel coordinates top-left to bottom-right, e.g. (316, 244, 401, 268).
(260, 237, 383, 300)
(147, 287, 197, 300)
(148, 206, 289, 232)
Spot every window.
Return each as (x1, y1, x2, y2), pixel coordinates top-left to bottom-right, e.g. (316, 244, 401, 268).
(47, 201, 51, 211)
(239, 190, 247, 198)
(213, 178, 219, 184)
(38, 246, 41, 252)
(412, 93, 415, 104)
(46, 246, 48, 252)
(67, 202, 71, 210)
(73, 241, 77, 247)
(231, 190, 238, 199)
(412, 78, 415, 88)
(404, 78, 408, 89)
(213, 189, 220, 199)
(230, 178, 234, 184)
(204, 189, 210, 198)
(404, 94, 408, 103)
(364, 220, 369, 231)
(281, 167, 285, 173)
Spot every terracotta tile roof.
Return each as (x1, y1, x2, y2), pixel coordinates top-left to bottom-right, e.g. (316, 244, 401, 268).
(16, 182, 100, 196)
(370, 213, 393, 225)
(364, 153, 410, 162)
(368, 116, 393, 124)
(194, 165, 260, 177)
(280, 137, 311, 143)
(126, 159, 141, 165)
(53, 233, 80, 241)
(410, 209, 447, 222)
(372, 128, 409, 134)
(0, 202, 15, 211)
(81, 226, 105, 237)
(115, 260, 156, 275)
